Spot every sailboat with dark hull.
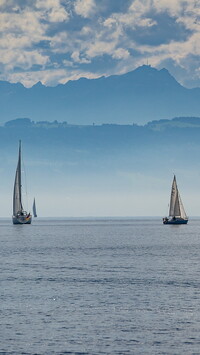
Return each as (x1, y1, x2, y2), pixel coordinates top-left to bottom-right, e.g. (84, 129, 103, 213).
(12, 141, 32, 225)
(163, 175, 188, 225)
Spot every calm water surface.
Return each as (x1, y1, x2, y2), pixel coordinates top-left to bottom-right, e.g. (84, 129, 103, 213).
(1, 218, 200, 354)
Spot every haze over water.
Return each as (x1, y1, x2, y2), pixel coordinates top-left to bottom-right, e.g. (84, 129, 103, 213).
(1, 218, 200, 354)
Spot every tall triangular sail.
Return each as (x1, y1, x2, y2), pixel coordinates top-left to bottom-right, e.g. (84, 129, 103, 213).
(13, 141, 23, 215)
(169, 175, 187, 218)
(33, 198, 37, 217)
(178, 192, 187, 219)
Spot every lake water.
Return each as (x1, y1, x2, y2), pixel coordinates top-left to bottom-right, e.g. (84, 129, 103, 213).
(1, 218, 200, 354)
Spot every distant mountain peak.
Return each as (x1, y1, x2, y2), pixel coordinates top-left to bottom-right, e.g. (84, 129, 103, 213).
(0, 80, 24, 88)
(134, 64, 157, 72)
(133, 65, 173, 78)
(159, 67, 169, 73)
(31, 81, 45, 89)
(133, 64, 171, 77)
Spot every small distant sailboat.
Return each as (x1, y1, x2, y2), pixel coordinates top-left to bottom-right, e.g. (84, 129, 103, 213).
(12, 141, 32, 225)
(163, 175, 188, 225)
(33, 198, 37, 217)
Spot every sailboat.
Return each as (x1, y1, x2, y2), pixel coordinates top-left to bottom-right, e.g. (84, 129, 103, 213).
(12, 141, 32, 225)
(163, 175, 188, 224)
(33, 198, 37, 217)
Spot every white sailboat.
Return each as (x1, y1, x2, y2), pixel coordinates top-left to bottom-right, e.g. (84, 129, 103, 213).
(12, 141, 32, 225)
(163, 175, 188, 224)
(33, 198, 37, 217)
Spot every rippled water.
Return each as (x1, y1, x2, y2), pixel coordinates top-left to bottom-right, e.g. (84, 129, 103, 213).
(1, 218, 200, 354)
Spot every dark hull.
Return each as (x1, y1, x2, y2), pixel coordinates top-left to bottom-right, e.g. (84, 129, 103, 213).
(12, 215, 32, 225)
(163, 218, 188, 225)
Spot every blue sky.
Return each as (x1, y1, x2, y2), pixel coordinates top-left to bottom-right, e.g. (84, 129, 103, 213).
(0, 0, 200, 87)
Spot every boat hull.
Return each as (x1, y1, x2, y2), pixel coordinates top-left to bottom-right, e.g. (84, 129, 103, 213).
(163, 218, 188, 225)
(12, 215, 32, 225)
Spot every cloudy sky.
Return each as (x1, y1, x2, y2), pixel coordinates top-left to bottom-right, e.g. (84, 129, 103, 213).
(0, 0, 200, 87)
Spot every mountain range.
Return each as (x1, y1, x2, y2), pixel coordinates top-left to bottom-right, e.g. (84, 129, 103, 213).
(1, 65, 200, 125)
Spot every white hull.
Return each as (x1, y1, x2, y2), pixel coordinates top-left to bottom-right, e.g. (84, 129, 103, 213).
(12, 215, 32, 225)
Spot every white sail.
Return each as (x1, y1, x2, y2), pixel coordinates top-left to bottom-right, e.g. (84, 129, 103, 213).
(169, 176, 177, 216)
(169, 175, 187, 218)
(178, 192, 187, 219)
(13, 141, 23, 215)
(33, 198, 37, 217)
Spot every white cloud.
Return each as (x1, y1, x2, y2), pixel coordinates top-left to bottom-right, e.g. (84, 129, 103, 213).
(63, 59, 74, 67)
(0, 9, 49, 72)
(48, 7, 69, 22)
(128, 0, 195, 18)
(74, 0, 96, 18)
(86, 40, 116, 58)
(105, 0, 198, 34)
(0, 11, 47, 38)
(129, 0, 151, 17)
(136, 30, 200, 64)
(80, 26, 93, 36)
(0, 48, 49, 71)
(71, 51, 90, 63)
(50, 31, 69, 53)
(36, 0, 61, 7)
(112, 48, 130, 60)
(35, 0, 70, 22)
(152, 0, 185, 16)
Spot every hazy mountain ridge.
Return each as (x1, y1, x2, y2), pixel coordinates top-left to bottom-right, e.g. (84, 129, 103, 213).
(1, 116, 200, 158)
(1, 65, 200, 124)
(1, 116, 200, 216)
(4, 115, 200, 129)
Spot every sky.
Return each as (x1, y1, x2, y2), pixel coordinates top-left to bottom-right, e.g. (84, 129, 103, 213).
(0, 0, 200, 88)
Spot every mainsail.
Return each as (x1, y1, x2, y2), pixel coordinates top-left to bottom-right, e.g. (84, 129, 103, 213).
(169, 176, 187, 218)
(13, 141, 23, 215)
(33, 198, 37, 217)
